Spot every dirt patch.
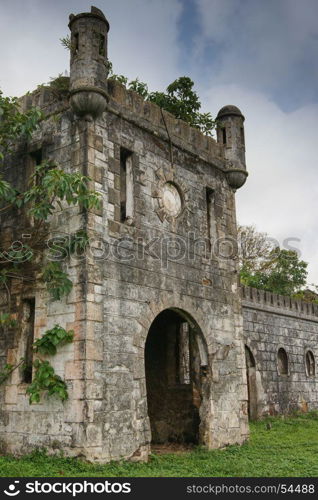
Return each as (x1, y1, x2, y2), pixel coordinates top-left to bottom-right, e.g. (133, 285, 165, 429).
(151, 443, 196, 455)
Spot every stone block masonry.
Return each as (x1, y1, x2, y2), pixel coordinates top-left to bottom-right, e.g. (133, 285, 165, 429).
(1, 6, 317, 463)
(242, 286, 318, 417)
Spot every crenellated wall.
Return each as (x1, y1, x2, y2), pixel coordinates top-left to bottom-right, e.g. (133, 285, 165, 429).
(19, 79, 225, 170)
(242, 286, 318, 417)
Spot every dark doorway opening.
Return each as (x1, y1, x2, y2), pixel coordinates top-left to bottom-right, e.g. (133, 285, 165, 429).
(145, 309, 205, 445)
(245, 345, 257, 420)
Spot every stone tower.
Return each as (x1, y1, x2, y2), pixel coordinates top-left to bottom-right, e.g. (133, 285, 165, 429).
(69, 6, 110, 120)
(216, 105, 248, 189)
(0, 6, 251, 462)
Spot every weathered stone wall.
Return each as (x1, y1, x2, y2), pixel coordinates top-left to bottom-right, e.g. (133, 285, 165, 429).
(0, 96, 101, 457)
(2, 55, 317, 463)
(3, 29, 318, 460)
(0, 77, 249, 461)
(242, 286, 318, 417)
(77, 79, 248, 460)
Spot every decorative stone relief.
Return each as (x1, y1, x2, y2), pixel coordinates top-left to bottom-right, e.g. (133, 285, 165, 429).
(162, 182, 182, 217)
(152, 167, 189, 223)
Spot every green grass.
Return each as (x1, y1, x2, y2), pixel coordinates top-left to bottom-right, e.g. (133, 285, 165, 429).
(1, 413, 318, 477)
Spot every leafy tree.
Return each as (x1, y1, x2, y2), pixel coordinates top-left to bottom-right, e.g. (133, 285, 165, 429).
(148, 77, 215, 135)
(292, 287, 318, 304)
(238, 225, 310, 297)
(0, 91, 42, 161)
(107, 63, 216, 136)
(238, 225, 276, 273)
(240, 247, 308, 296)
(0, 90, 100, 401)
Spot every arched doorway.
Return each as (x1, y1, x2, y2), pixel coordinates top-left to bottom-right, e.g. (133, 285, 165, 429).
(245, 345, 257, 420)
(145, 309, 208, 445)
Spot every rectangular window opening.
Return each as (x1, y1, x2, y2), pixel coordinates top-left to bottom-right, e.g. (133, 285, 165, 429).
(222, 128, 227, 144)
(240, 127, 245, 146)
(99, 33, 105, 56)
(120, 148, 134, 223)
(22, 298, 35, 384)
(30, 149, 42, 166)
(206, 187, 215, 257)
(29, 149, 44, 202)
(178, 322, 191, 384)
(74, 33, 79, 55)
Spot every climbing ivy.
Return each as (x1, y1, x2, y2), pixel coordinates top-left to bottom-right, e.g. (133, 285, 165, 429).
(0, 364, 15, 385)
(0, 324, 74, 403)
(0, 89, 100, 403)
(0, 313, 18, 329)
(42, 262, 73, 301)
(27, 360, 68, 404)
(25, 324, 73, 404)
(33, 325, 74, 356)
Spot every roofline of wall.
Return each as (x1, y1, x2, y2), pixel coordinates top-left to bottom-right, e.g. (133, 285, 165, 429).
(17, 81, 227, 175)
(106, 80, 225, 172)
(241, 285, 318, 323)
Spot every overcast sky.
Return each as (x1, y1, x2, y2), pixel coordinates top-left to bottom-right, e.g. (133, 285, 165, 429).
(0, 0, 317, 283)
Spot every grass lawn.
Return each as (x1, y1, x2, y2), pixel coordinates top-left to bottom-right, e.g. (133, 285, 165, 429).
(0, 413, 318, 477)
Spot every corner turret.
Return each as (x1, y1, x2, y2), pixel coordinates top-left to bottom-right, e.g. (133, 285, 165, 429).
(68, 6, 109, 120)
(216, 105, 248, 189)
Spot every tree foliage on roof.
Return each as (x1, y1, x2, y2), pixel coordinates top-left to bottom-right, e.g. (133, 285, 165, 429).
(108, 63, 216, 136)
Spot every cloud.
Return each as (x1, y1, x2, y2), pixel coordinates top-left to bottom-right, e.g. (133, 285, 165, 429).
(194, 0, 318, 110)
(0, 0, 182, 97)
(204, 84, 318, 282)
(192, 0, 318, 283)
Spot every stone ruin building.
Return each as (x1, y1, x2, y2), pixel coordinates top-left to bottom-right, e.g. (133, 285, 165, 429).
(0, 7, 317, 462)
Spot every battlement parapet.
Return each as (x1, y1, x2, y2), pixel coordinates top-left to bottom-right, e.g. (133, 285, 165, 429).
(107, 79, 224, 168)
(18, 79, 225, 169)
(241, 285, 318, 322)
(18, 87, 69, 117)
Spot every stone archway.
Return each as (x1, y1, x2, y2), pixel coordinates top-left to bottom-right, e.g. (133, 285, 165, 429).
(245, 345, 258, 420)
(144, 308, 209, 446)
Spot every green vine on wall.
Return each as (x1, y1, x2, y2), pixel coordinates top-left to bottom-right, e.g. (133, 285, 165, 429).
(33, 324, 74, 356)
(0, 313, 18, 329)
(0, 325, 74, 404)
(30, 325, 73, 403)
(27, 360, 69, 404)
(0, 89, 99, 405)
(26, 325, 74, 404)
(42, 262, 73, 301)
(0, 361, 23, 385)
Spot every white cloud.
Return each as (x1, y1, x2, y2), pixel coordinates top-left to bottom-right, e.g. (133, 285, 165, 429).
(204, 84, 318, 282)
(0, 0, 182, 97)
(195, 0, 318, 105)
(194, 0, 318, 284)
